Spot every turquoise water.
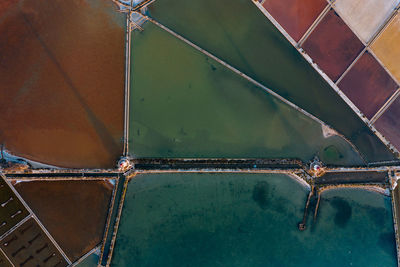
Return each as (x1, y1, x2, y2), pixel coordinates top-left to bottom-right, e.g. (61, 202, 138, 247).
(148, 0, 394, 162)
(129, 22, 364, 166)
(111, 173, 396, 266)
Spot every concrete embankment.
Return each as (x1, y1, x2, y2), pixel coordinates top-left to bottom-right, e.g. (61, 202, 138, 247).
(6, 172, 119, 180)
(133, 158, 305, 171)
(315, 170, 388, 185)
(391, 185, 400, 266)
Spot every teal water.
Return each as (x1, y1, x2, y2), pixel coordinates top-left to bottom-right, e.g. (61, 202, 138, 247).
(129, 22, 364, 166)
(77, 252, 99, 267)
(111, 173, 396, 266)
(148, 0, 394, 162)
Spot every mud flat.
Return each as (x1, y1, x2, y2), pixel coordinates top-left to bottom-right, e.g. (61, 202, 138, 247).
(262, 0, 327, 41)
(14, 180, 114, 262)
(338, 51, 398, 119)
(0, 0, 125, 168)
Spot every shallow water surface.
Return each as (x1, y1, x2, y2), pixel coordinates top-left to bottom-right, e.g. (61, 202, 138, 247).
(77, 252, 99, 267)
(0, 0, 125, 168)
(129, 23, 364, 166)
(111, 173, 396, 266)
(148, 0, 394, 162)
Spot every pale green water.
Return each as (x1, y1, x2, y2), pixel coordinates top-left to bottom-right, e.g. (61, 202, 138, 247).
(148, 0, 394, 162)
(129, 22, 364, 166)
(111, 173, 396, 266)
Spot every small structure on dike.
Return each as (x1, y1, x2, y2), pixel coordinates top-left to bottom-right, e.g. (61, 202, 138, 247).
(118, 157, 133, 172)
(308, 156, 325, 177)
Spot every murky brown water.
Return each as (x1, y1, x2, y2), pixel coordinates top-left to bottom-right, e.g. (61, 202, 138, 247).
(14, 180, 114, 262)
(0, 0, 125, 168)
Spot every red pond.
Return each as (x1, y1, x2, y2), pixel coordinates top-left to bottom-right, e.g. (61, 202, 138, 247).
(302, 9, 365, 82)
(263, 0, 327, 42)
(338, 51, 398, 119)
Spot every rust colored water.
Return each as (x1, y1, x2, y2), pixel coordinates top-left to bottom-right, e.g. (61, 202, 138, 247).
(0, 0, 17, 16)
(302, 9, 364, 81)
(338, 51, 398, 119)
(263, 0, 327, 41)
(0, 0, 125, 168)
(15, 180, 114, 262)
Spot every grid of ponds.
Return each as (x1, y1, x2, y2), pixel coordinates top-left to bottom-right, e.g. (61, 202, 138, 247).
(1, 218, 68, 266)
(13, 180, 114, 262)
(0, 175, 70, 266)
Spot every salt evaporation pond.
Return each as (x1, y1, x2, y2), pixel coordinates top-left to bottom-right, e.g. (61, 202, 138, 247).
(129, 23, 364, 166)
(111, 173, 396, 266)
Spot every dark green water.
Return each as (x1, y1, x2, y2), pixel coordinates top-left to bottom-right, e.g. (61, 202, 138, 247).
(147, 0, 394, 162)
(129, 22, 364, 166)
(111, 173, 396, 266)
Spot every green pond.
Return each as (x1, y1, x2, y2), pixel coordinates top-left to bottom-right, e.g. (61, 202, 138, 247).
(111, 173, 396, 266)
(147, 0, 394, 162)
(129, 22, 364, 166)
(76, 252, 99, 267)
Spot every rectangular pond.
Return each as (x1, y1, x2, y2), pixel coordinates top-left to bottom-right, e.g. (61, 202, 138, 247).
(371, 12, 400, 83)
(338, 51, 398, 119)
(262, 0, 327, 41)
(111, 173, 397, 266)
(333, 0, 400, 43)
(14, 180, 114, 262)
(302, 9, 365, 82)
(375, 96, 400, 150)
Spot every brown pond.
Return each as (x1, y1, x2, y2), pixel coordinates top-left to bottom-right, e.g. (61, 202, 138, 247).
(0, 0, 125, 168)
(263, 0, 327, 41)
(14, 180, 114, 262)
(0, 178, 29, 236)
(0, 218, 68, 267)
(375, 96, 400, 151)
(338, 51, 398, 119)
(302, 9, 365, 81)
(0, 249, 12, 267)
